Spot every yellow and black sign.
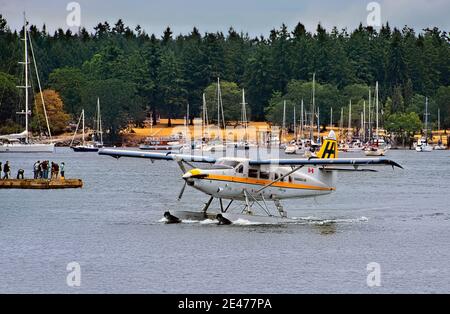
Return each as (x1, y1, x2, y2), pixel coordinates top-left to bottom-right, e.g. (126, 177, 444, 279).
(317, 139, 338, 159)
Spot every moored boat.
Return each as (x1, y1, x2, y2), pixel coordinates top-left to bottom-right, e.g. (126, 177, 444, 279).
(0, 15, 54, 153)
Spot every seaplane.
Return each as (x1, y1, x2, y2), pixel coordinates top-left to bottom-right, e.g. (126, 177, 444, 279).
(98, 131, 402, 225)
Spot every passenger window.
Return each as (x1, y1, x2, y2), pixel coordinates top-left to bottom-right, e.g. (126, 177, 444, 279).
(248, 169, 258, 178)
(274, 173, 279, 180)
(237, 165, 244, 174)
(260, 172, 270, 179)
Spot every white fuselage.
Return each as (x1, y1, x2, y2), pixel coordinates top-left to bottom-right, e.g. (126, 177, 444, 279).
(184, 158, 336, 201)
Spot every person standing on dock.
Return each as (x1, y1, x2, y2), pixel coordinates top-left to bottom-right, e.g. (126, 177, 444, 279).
(42, 160, 49, 179)
(17, 169, 24, 179)
(60, 162, 65, 179)
(3, 161, 11, 179)
(33, 160, 40, 179)
(51, 162, 60, 179)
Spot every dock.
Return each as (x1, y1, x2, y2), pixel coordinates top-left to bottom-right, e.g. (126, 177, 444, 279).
(0, 179, 83, 189)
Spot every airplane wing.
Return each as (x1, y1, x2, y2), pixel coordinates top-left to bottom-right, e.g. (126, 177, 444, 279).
(249, 157, 403, 169)
(98, 148, 217, 163)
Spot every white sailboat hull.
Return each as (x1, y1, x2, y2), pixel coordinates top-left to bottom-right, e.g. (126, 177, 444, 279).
(416, 145, 433, 152)
(0, 143, 55, 153)
(364, 148, 386, 156)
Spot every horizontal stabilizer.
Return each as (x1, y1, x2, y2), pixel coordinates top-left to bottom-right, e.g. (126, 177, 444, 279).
(320, 167, 378, 172)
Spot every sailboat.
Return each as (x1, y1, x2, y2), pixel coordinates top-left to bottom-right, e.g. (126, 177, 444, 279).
(434, 108, 446, 150)
(284, 103, 298, 154)
(202, 78, 227, 152)
(70, 100, 103, 152)
(0, 14, 54, 153)
(231, 89, 256, 150)
(365, 82, 388, 156)
(285, 75, 320, 156)
(415, 97, 433, 152)
(279, 100, 288, 149)
(284, 101, 308, 155)
(179, 102, 197, 153)
(92, 98, 104, 148)
(339, 100, 363, 153)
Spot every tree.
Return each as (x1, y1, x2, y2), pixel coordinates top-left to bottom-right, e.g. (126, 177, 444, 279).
(386, 29, 407, 90)
(48, 67, 87, 115)
(204, 81, 242, 123)
(385, 112, 422, 147)
(32, 89, 70, 135)
(162, 26, 173, 45)
(0, 71, 20, 123)
(435, 86, 450, 128)
(266, 80, 341, 126)
(243, 43, 275, 120)
(1, 17, 449, 132)
(80, 79, 145, 139)
(391, 85, 405, 112)
(156, 50, 187, 118)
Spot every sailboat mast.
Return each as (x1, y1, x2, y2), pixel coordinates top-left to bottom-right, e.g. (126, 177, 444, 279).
(241, 89, 248, 139)
(202, 93, 205, 139)
(348, 100, 352, 139)
(363, 100, 366, 142)
(293, 105, 296, 140)
(438, 108, 440, 131)
(310, 73, 315, 141)
(282, 100, 286, 142)
(375, 81, 379, 139)
(82, 109, 85, 146)
(300, 99, 304, 139)
(186, 102, 190, 144)
(425, 97, 429, 139)
(216, 77, 220, 139)
(23, 14, 29, 144)
(330, 107, 333, 130)
(368, 87, 372, 139)
(97, 98, 103, 144)
(340, 107, 344, 139)
(360, 112, 364, 140)
(317, 106, 320, 143)
(202, 93, 209, 140)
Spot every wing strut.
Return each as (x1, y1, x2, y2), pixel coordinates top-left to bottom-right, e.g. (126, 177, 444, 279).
(255, 165, 304, 193)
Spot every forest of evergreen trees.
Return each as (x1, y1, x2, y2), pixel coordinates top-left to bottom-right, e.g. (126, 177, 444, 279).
(0, 14, 449, 138)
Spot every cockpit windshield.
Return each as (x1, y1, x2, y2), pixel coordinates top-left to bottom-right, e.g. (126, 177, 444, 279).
(212, 160, 240, 169)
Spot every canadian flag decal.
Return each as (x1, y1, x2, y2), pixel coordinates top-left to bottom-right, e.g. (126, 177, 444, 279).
(308, 168, 314, 174)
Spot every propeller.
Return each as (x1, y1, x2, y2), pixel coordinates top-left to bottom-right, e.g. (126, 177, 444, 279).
(176, 160, 187, 174)
(177, 181, 187, 201)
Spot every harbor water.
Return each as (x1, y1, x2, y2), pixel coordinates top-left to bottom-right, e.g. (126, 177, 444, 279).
(0, 148, 449, 293)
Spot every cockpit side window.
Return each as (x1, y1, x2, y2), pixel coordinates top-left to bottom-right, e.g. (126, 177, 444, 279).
(248, 168, 258, 178)
(236, 164, 244, 174)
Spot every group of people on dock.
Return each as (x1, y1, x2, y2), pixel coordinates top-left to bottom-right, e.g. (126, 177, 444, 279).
(33, 160, 65, 179)
(0, 160, 65, 180)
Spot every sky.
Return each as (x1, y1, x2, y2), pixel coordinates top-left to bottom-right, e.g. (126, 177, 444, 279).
(1, 0, 449, 36)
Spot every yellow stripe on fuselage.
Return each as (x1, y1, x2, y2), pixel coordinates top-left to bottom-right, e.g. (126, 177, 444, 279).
(203, 174, 335, 191)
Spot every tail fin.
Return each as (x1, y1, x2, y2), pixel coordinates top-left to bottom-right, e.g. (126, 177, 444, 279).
(317, 130, 338, 159)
